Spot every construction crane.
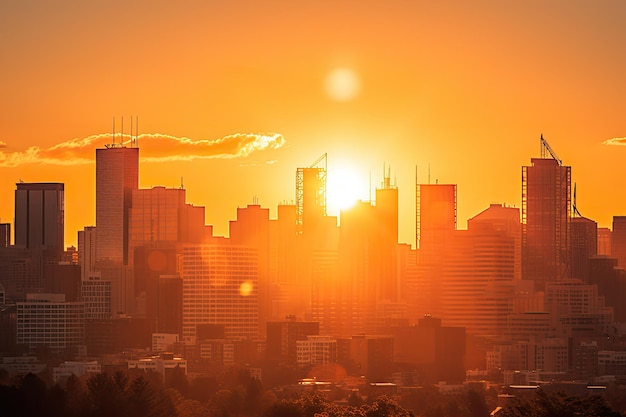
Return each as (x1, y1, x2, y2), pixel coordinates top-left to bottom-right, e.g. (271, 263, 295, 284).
(540, 134, 562, 165)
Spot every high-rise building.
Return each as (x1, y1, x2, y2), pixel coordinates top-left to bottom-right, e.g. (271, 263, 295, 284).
(375, 173, 399, 302)
(230, 204, 270, 337)
(416, 183, 456, 260)
(611, 216, 626, 268)
(266, 318, 319, 363)
(14, 182, 64, 260)
(522, 155, 571, 289)
(180, 244, 259, 342)
(78, 226, 96, 282)
(95, 145, 139, 315)
(95, 146, 139, 264)
(570, 216, 597, 281)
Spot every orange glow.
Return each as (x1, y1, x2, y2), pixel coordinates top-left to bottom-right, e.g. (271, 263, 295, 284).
(239, 281, 253, 297)
(327, 165, 368, 214)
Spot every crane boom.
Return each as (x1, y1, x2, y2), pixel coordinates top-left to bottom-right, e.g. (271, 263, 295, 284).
(540, 134, 562, 165)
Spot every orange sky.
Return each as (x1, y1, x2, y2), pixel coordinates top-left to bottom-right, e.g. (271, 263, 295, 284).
(1, 0, 626, 247)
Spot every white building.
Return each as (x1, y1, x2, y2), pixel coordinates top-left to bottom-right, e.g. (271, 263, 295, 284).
(296, 335, 337, 367)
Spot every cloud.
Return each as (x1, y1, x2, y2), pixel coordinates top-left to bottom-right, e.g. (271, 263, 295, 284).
(603, 137, 626, 146)
(0, 132, 285, 167)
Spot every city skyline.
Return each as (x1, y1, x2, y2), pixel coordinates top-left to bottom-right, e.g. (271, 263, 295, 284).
(2, 1, 626, 247)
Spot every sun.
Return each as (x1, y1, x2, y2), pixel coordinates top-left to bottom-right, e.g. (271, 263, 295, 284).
(324, 68, 361, 102)
(326, 165, 368, 214)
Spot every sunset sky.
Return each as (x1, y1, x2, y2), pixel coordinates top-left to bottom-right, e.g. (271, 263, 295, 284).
(1, 0, 626, 247)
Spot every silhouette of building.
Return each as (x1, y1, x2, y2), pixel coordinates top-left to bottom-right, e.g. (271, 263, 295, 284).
(588, 255, 626, 323)
(611, 216, 626, 268)
(522, 156, 571, 290)
(570, 216, 597, 281)
(0, 222, 10, 247)
(14, 182, 64, 260)
(95, 145, 139, 316)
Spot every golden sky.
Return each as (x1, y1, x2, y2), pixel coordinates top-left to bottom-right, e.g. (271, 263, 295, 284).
(1, 0, 626, 247)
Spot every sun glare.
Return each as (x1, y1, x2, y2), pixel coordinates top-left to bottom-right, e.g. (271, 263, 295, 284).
(326, 166, 367, 214)
(324, 68, 361, 102)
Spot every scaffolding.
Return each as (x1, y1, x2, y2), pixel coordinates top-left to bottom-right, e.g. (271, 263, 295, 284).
(296, 153, 327, 234)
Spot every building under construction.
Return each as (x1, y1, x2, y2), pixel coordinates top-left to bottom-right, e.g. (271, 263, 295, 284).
(521, 135, 571, 290)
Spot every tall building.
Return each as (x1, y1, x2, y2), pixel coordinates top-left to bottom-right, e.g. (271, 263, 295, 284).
(266, 318, 319, 363)
(375, 172, 399, 302)
(78, 226, 96, 282)
(570, 216, 597, 281)
(95, 144, 139, 315)
(414, 183, 457, 320)
(95, 145, 139, 264)
(416, 183, 456, 260)
(180, 244, 259, 342)
(611, 216, 626, 268)
(521, 150, 571, 289)
(14, 182, 64, 260)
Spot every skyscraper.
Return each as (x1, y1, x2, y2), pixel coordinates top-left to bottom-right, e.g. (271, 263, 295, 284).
(611, 216, 626, 268)
(95, 146, 139, 264)
(522, 149, 571, 289)
(14, 182, 64, 260)
(570, 216, 597, 281)
(416, 183, 456, 260)
(95, 144, 139, 315)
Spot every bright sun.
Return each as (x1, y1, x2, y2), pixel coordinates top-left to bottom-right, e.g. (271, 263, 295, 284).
(326, 166, 368, 214)
(324, 68, 361, 102)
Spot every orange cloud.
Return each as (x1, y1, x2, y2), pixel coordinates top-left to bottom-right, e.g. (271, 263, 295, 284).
(603, 137, 626, 146)
(0, 132, 285, 167)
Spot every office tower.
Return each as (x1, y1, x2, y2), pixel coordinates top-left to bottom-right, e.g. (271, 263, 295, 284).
(0, 222, 9, 247)
(180, 244, 259, 342)
(436, 204, 520, 338)
(14, 182, 64, 260)
(611, 216, 626, 268)
(416, 183, 456, 259)
(570, 216, 597, 281)
(336, 335, 395, 381)
(597, 227, 611, 256)
(95, 144, 139, 315)
(268, 204, 298, 319)
(414, 183, 457, 320)
(95, 145, 139, 264)
(16, 293, 84, 354)
(78, 226, 96, 282)
(588, 256, 626, 323)
(296, 154, 327, 236)
(375, 172, 399, 302)
(521, 143, 571, 289)
(296, 335, 337, 367)
(229, 204, 270, 337)
(130, 186, 208, 326)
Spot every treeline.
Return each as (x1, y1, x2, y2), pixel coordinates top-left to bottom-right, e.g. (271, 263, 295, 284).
(0, 369, 624, 417)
